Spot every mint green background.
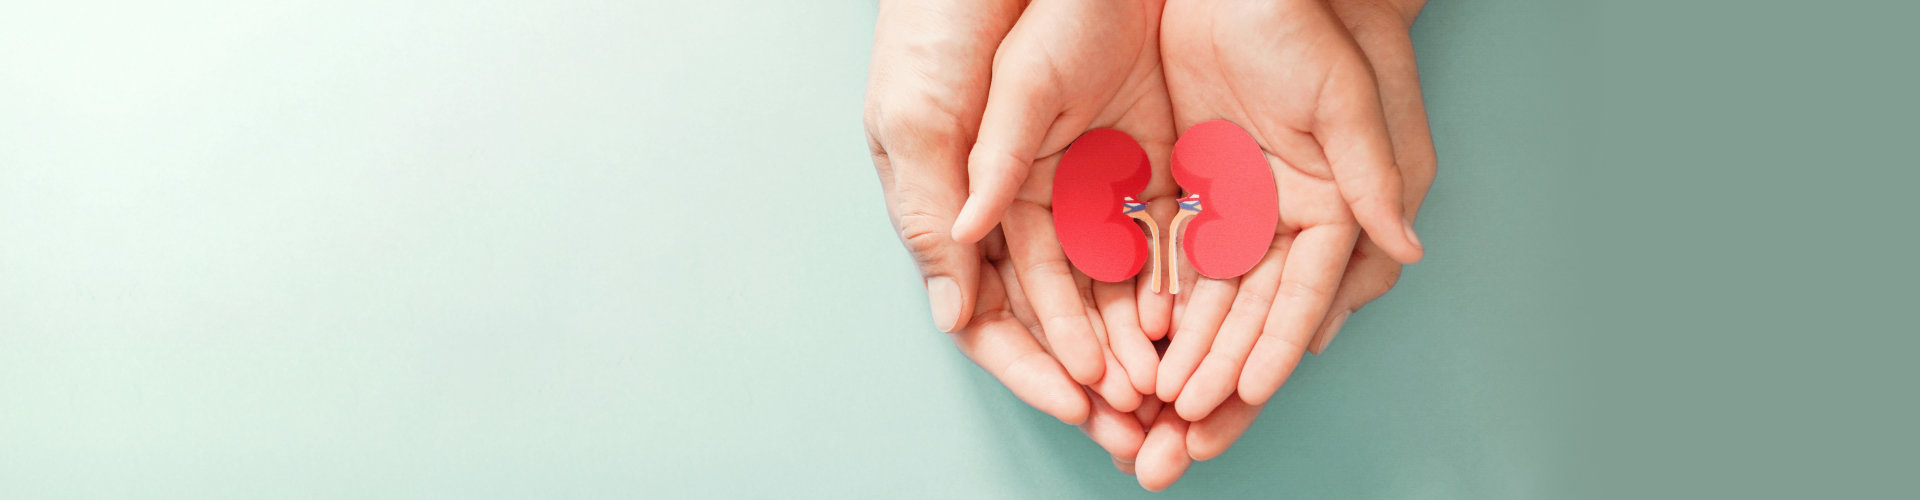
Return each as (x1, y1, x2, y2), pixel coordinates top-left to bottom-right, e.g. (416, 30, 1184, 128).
(13, 0, 1906, 498)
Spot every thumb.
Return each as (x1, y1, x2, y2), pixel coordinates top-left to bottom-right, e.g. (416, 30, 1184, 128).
(951, 48, 1067, 244)
(1315, 58, 1424, 264)
(873, 121, 982, 333)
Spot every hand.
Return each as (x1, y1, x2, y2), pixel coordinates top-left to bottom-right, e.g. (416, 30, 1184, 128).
(1152, 0, 1426, 423)
(865, 0, 1149, 436)
(950, 0, 1180, 403)
(957, 231, 1154, 460)
(1132, 0, 1437, 489)
(864, 0, 1022, 335)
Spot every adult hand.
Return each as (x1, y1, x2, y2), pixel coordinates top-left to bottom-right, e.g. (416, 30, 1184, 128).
(1152, 0, 1426, 422)
(864, 0, 1021, 335)
(1132, 0, 1437, 489)
(958, 230, 1151, 459)
(866, 0, 1152, 414)
(951, 0, 1180, 402)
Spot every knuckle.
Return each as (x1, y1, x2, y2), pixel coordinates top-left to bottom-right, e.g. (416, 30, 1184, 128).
(1018, 258, 1076, 282)
(1231, 289, 1274, 313)
(870, 102, 972, 158)
(1256, 328, 1311, 356)
(896, 210, 953, 262)
(1275, 279, 1333, 304)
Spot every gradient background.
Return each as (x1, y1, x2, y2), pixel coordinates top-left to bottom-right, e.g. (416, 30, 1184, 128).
(2, 1, 1909, 498)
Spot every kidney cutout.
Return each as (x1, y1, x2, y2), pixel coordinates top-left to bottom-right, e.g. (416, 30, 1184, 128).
(1051, 128, 1153, 283)
(1171, 120, 1278, 280)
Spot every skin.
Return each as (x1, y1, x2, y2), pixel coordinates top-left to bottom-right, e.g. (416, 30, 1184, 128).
(864, 0, 1150, 414)
(1154, 0, 1425, 423)
(974, 0, 1183, 406)
(867, 0, 1436, 491)
(1130, 0, 1437, 488)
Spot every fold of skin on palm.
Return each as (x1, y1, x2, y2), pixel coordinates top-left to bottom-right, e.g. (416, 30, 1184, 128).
(1128, 0, 1436, 490)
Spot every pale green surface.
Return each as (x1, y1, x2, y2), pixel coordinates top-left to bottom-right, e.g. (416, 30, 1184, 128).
(0, 1, 1580, 497)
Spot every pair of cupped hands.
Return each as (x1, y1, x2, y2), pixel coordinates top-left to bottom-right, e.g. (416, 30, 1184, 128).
(865, 0, 1435, 490)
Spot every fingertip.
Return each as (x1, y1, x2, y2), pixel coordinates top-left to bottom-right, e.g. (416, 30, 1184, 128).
(1049, 394, 1092, 427)
(1128, 356, 1158, 396)
(1136, 413, 1192, 492)
(949, 201, 993, 244)
(1003, 349, 1091, 425)
(1363, 212, 1424, 264)
(925, 276, 965, 333)
(1082, 395, 1147, 461)
(1154, 371, 1183, 403)
(1174, 394, 1217, 423)
(1187, 436, 1226, 462)
(1395, 216, 1426, 263)
(1098, 367, 1143, 413)
(1235, 379, 1275, 407)
(954, 145, 1029, 244)
(1188, 399, 1262, 462)
(1059, 329, 1106, 386)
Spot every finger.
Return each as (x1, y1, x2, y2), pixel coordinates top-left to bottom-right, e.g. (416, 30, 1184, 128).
(1187, 398, 1265, 461)
(1114, 457, 1137, 475)
(951, 262, 1091, 425)
(1175, 243, 1290, 421)
(1087, 294, 1143, 412)
(989, 237, 1049, 347)
(1134, 409, 1193, 492)
(1003, 201, 1104, 385)
(1155, 277, 1238, 402)
(872, 138, 980, 333)
(1308, 239, 1396, 354)
(1357, 23, 1437, 215)
(1314, 53, 1423, 263)
(952, 38, 1067, 244)
(1239, 226, 1358, 405)
(1096, 280, 1158, 395)
(1306, 24, 1439, 354)
(1133, 397, 1164, 428)
(1080, 388, 1148, 461)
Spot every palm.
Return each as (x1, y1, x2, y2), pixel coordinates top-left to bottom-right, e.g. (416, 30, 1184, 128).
(983, 0, 1179, 406)
(1130, 0, 1437, 490)
(1149, 0, 1374, 421)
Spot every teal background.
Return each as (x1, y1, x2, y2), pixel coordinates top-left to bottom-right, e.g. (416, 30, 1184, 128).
(5, 0, 1908, 498)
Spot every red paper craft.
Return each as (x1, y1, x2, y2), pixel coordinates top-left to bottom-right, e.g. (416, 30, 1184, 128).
(1052, 128, 1154, 284)
(1051, 122, 1278, 293)
(1171, 120, 1278, 280)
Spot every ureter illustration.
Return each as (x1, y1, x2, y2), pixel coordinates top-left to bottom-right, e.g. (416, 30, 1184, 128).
(1167, 194, 1202, 295)
(1123, 197, 1162, 293)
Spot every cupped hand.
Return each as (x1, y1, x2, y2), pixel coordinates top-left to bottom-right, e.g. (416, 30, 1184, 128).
(958, 230, 1155, 461)
(866, 0, 1154, 417)
(1131, 0, 1437, 489)
(948, 0, 1180, 404)
(865, 0, 1023, 335)
(1152, 0, 1429, 423)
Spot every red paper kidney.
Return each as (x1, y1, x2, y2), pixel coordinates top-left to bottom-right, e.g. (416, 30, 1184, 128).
(1172, 120, 1278, 279)
(1052, 128, 1152, 283)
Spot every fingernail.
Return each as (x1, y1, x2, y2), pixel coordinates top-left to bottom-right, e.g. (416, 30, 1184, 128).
(1402, 216, 1423, 249)
(926, 277, 961, 332)
(1312, 310, 1351, 354)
